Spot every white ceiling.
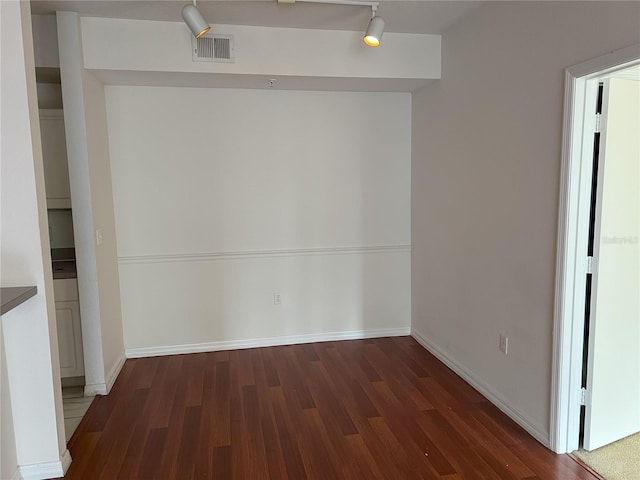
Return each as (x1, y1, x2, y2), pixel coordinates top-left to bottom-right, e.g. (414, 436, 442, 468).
(30, 0, 485, 34)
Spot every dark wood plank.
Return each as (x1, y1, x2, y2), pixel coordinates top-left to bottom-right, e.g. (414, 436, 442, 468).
(212, 445, 232, 479)
(175, 405, 201, 479)
(193, 354, 217, 478)
(270, 386, 308, 479)
(260, 347, 281, 387)
(136, 427, 168, 479)
(212, 360, 231, 447)
(64, 337, 602, 480)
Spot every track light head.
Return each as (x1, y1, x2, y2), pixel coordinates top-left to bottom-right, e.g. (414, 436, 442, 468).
(182, 3, 211, 39)
(363, 11, 384, 47)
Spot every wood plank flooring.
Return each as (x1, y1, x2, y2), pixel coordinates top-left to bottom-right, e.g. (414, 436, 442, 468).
(64, 337, 599, 479)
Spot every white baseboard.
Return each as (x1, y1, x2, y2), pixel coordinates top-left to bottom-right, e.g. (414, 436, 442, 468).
(84, 382, 106, 396)
(17, 449, 71, 480)
(61, 448, 72, 474)
(18, 461, 63, 480)
(105, 353, 126, 394)
(84, 353, 126, 396)
(126, 327, 410, 358)
(411, 328, 550, 448)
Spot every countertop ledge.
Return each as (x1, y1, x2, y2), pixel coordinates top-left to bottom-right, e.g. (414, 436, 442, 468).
(1, 286, 38, 315)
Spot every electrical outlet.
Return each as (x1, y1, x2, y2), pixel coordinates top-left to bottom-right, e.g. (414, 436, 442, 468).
(273, 293, 281, 305)
(499, 334, 508, 355)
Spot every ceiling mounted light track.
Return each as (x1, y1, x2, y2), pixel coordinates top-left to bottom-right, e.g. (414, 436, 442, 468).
(182, 0, 211, 39)
(277, 0, 384, 47)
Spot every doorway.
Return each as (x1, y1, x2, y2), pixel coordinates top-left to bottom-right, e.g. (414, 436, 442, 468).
(551, 44, 640, 457)
(580, 72, 639, 451)
(36, 68, 92, 443)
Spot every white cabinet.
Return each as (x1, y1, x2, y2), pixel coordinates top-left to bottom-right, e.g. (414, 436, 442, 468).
(39, 109, 71, 209)
(53, 279, 84, 378)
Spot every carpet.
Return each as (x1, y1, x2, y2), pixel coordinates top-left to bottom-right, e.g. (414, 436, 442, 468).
(573, 432, 640, 480)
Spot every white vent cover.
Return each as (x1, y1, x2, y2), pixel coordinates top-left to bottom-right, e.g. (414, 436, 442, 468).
(193, 33, 234, 63)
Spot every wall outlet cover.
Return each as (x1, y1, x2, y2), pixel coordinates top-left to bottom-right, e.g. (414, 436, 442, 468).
(499, 334, 508, 355)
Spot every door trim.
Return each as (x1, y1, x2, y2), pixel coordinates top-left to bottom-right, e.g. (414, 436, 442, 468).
(550, 43, 640, 454)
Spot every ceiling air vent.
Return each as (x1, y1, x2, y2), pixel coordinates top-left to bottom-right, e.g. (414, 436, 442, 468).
(193, 33, 234, 63)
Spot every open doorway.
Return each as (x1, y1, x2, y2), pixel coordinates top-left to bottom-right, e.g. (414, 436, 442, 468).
(36, 69, 93, 443)
(580, 72, 639, 447)
(32, 11, 126, 446)
(551, 44, 640, 476)
(572, 68, 639, 479)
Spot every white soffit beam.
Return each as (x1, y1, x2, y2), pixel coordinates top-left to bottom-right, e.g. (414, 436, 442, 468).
(79, 17, 440, 88)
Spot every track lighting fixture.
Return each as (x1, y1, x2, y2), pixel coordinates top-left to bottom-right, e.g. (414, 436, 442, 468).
(363, 5, 384, 47)
(277, 0, 384, 47)
(182, 0, 211, 39)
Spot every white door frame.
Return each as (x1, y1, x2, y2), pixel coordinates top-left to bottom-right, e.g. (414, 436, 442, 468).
(550, 43, 640, 454)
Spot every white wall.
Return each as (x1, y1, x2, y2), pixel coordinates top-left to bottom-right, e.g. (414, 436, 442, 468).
(0, 0, 67, 475)
(411, 1, 640, 445)
(105, 86, 411, 354)
(1, 326, 18, 480)
(84, 70, 126, 385)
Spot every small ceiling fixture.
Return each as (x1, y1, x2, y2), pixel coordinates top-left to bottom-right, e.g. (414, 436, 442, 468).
(277, 0, 384, 47)
(182, 0, 211, 39)
(363, 4, 384, 47)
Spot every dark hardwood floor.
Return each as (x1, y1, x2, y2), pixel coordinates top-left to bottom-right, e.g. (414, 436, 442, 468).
(64, 336, 598, 479)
